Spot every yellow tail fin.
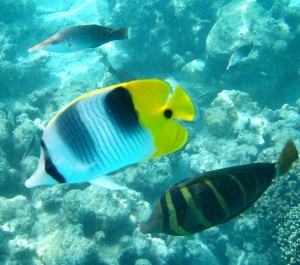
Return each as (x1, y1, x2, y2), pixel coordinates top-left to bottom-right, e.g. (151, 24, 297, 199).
(277, 140, 298, 176)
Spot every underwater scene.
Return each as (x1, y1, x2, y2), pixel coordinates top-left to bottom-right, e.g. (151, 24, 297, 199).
(1, 0, 300, 264)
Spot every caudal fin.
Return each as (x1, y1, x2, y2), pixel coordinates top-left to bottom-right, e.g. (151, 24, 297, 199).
(165, 85, 195, 121)
(277, 140, 298, 176)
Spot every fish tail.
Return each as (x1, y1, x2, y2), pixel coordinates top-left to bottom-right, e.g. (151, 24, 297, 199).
(276, 140, 298, 176)
(165, 85, 195, 121)
(111, 28, 128, 40)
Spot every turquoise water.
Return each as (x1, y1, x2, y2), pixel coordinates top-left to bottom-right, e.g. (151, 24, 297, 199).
(0, 0, 300, 264)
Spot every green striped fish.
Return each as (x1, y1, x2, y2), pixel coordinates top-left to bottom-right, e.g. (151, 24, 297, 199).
(140, 140, 298, 236)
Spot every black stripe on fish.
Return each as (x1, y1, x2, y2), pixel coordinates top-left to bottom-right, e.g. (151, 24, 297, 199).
(208, 176, 245, 217)
(194, 164, 276, 223)
(41, 140, 66, 183)
(178, 184, 212, 233)
(104, 87, 140, 133)
(104, 87, 150, 155)
(160, 195, 171, 233)
(74, 103, 101, 166)
(56, 102, 97, 166)
(232, 164, 275, 214)
(58, 111, 84, 163)
(56, 104, 87, 161)
(228, 164, 275, 208)
(187, 182, 228, 225)
(169, 187, 188, 228)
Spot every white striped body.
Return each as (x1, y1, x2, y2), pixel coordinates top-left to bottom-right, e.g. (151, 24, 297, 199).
(26, 87, 154, 188)
(45, 89, 154, 182)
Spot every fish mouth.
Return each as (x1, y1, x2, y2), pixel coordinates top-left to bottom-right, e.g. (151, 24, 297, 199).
(28, 37, 56, 52)
(140, 222, 152, 234)
(140, 217, 161, 234)
(28, 42, 48, 52)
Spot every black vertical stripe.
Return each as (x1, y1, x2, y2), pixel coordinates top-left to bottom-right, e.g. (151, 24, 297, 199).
(41, 140, 66, 183)
(104, 87, 140, 132)
(58, 113, 83, 161)
(208, 176, 245, 216)
(169, 187, 188, 227)
(187, 182, 227, 226)
(95, 93, 137, 159)
(55, 102, 102, 172)
(66, 106, 94, 164)
(73, 104, 101, 165)
(104, 88, 146, 153)
(59, 107, 94, 167)
(160, 195, 171, 233)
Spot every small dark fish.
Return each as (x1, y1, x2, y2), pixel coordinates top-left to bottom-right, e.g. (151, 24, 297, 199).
(226, 42, 253, 70)
(28, 25, 128, 53)
(140, 140, 298, 236)
(107, 67, 136, 83)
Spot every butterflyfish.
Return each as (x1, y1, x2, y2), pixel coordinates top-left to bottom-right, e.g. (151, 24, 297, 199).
(28, 24, 128, 53)
(226, 42, 253, 70)
(25, 79, 195, 189)
(140, 140, 298, 236)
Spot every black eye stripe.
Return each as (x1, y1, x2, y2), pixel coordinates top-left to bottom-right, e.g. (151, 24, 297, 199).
(41, 140, 66, 183)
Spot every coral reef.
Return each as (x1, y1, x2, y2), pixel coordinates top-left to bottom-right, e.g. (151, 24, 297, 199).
(0, 0, 35, 24)
(204, 0, 300, 107)
(276, 203, 300, 265)
(108, 0, 225, 77)
(0, 0, 300, 264)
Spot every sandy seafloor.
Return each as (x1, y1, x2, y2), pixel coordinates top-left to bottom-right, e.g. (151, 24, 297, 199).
(0, 0, 300, 264)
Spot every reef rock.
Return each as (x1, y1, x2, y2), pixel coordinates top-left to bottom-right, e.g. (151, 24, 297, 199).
(204, 0, 299, 107)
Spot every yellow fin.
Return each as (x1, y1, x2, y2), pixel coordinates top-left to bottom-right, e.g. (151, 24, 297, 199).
(165, 85, 195, 121)
(122, 79, 195, 158)
(122, 79, 171, 114)
(151, 120, 188, 157)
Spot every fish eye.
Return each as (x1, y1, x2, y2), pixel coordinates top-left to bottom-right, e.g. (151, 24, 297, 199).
(51, 40, 60, 45)
(164, 109, 173, 119)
